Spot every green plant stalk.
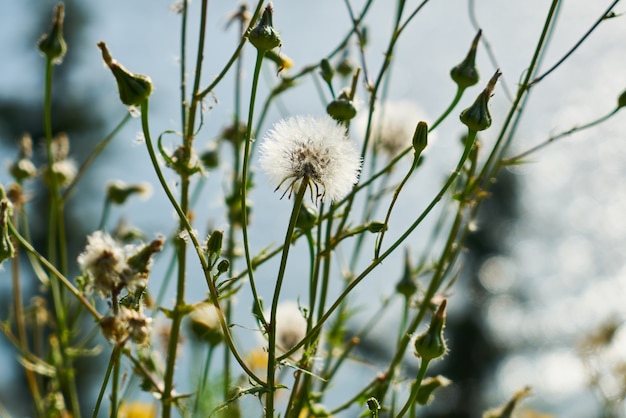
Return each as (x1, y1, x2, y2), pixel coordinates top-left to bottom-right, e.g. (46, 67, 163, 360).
(504, 108, 619, 164)
(241, 50, 268, 328)
(140, 100, 264, 387)
(42, 55, 79, 417)
(478, 0, 561, 186)
(375, 153, 420, 258)
(194, 344, 215, 415)
(395, 359, 430, 418)
(266, 179, 309, 418)
(92, 351, 115, 418)
(10, 218, 44, 417)
(196, 0, 265, 101)
(110, 344, 122, 418)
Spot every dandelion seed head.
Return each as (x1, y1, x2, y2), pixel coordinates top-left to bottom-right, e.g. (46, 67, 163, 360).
(275, 301, 307, 354)
(77, 231, 128, 298)
(259, 115, 361, 203)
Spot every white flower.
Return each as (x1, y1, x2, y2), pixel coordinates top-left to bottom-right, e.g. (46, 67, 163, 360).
(275, 301, 307, 354)
(356, 100, 431, 158)
(259, 115, 361, 203)
(77, 231, 128, 298)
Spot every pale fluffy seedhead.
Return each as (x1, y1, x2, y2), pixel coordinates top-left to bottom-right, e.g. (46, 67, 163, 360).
(259, 115, 361, 203)
(275, 301, 307, 353)
(77, 230, 128, 298)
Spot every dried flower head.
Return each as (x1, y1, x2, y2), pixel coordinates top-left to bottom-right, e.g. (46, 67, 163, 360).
(259, 115, 361, 203)
(77, 231, 128, 298)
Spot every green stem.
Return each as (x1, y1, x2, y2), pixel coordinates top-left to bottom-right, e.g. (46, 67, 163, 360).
(266, 179, 309, 418)
(140, 100, 263, 386)
(92, 350, 115, 418)
(395, 359, 430, 418)
(110, 344, 122, 418)
(241, 50, 268, 327)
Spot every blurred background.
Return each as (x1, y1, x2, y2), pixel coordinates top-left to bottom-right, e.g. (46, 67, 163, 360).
(1, 0, 625, 417)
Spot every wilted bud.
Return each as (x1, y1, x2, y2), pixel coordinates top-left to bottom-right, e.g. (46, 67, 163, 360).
(249, 2, 281, 51)
(416, 375, 451, 405)
(97, 41, 153, 106)
(483, 386, 532, 418)
(126, 237, 164, 276)
(450, 30, 481, 89)
(412, 121, 428, 157)
(188, 302, 224, 346)
(0, 186, 15, 266)
(327, 89, 357, 122)
(413, 299, 448, 362)
(320, 58, 335, 84)
(460, 69, 501, 131)
(396, 248, 417, 298)
(618, 89, 626, 109)
(99, 315, 126, 345)
(106, 180, 152, 205)
(296, 202, 318, 230)
(38, 3, 67, 64)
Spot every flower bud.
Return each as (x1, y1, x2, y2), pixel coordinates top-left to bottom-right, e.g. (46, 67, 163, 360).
(249, 3, 281, 52)
(296, 202, 318, 230)
(450, 30, 481, 88)
(206, 230, 224, 261)
(265, 49, 293, 72)
(336, 51, 355, 78)
(126, 237, 164, 276)
(200, 144, 220, 170)
(483, 386, 532, 418)
(0, 186, 15, 266)
(327, 89, 357, 122)
(412, 121, 428, 157)
(413, 299, 447, 362)
(217, 259, 230, 275)
(38, 3, 67, 64)
(460, 69, 501, 131)
(106, 180, 152, 205)
(188, 302, 224, 346)
(416, 375, 451, 405)
(320, 58, 335, 84)
(366, 221, 386, 233)
(366, 397, 381, 414)
(396, 248, 417, 298)
(97, 42, 153, 106)
(618, 89, 626, 109)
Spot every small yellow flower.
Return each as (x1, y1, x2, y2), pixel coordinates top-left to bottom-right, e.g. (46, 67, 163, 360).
(118, 401, 157, 418)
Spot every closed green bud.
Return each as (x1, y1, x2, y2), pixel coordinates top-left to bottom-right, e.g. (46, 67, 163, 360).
(296, 202, 318, 230)
(97, 42, 153, 106)
(412, 121, 428, 156)
(460, 69, 501, 131)
(320, 58, 335, 84)
(396, 249, 417, 298)
(200, 144, 220, 170)
(416, 375, 452, 405)
(249, 3, 281, 51)
(217, 259, 230, 275)
(366, 397, 381, 413)
(450, 30, 481, 88)
(206, 230, 224, 260)
(38, 3, 67, 64)
(336, 51, 355, 78)
(366, 221, 386, 233)
(0, 186, 15, 266)
(327, 89, 357, 122)
(127, 237, 164, 275)
(618, 89, 626, 109)
(413, 299, 448, 362)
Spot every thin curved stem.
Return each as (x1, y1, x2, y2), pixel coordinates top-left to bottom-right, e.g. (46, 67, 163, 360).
(395, 359, 430, 418)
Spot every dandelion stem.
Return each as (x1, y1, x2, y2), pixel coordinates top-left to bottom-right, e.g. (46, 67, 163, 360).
(395, 359, 430, 418)
(267, 178, 309, 418)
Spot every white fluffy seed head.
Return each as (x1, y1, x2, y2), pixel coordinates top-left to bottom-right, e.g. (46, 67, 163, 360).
(258, 115, 361, 203)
